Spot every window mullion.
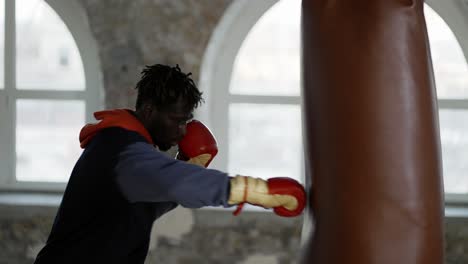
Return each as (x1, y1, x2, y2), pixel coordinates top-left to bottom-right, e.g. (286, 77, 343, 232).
(14, 90, 87, 100)
(438, 99, 468, 110)
(5, 0, 15, 92)
(1, 0, 15, 186)
(229, 94, 301, 105)
(0, 94, 10, 186)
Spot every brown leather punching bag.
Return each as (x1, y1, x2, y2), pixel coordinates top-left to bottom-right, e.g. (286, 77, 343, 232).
(300, 0, 445, 263)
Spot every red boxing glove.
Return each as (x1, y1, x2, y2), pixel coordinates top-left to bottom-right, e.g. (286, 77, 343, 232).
(178, 120, 218, 167)
(267, 177, 306, 217)
(228, 176, 306, 217)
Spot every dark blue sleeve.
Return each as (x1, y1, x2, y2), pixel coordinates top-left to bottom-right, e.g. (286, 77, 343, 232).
(114, 141, 231, 208)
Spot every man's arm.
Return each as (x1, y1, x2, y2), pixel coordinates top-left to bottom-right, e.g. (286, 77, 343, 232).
(115, 141, 306, 217)
(114, 141, 231, 208)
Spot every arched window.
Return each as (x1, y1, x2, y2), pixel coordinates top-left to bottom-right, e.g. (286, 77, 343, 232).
(0, 0, 102, 191)
(227, 0, 303, 182)
(201, 0, 468, 201)
(425, 5, 468, 197)
(200, 0, 303, 185)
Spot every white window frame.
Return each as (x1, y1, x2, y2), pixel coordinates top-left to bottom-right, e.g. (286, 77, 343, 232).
(0, 0, 103, 192)
(198, 0, 285, 173)
(426, 0, 468, 204)
(199, 0, 468, 203)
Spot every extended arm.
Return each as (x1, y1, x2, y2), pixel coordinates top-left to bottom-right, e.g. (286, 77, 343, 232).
(114, 141, 230, 208)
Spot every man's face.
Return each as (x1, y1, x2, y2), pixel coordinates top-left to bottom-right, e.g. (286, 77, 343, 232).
(145, 99, 193, 151)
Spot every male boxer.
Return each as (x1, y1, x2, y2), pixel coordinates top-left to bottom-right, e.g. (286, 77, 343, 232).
(34, 64, 305, 264)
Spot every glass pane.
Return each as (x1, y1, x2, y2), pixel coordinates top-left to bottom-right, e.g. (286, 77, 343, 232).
(16, 0, 85, 90)
(16, 99, 85, 182)
(439, 110, 468, 193)
(228, 104, 303, 183)
(425, 5, 468, 99)
(230, 0, 301, 96)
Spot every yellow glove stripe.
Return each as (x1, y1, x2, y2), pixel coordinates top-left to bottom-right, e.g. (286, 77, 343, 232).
(186, 153, 212, 167)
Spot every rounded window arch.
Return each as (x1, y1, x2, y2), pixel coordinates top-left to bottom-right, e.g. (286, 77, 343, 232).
(200, 0, 468, 199)
(424, 4, 468, 197)
(0, 0, 103, 191)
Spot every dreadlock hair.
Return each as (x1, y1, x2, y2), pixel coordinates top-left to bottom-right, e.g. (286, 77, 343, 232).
(134, 64, 204, 112)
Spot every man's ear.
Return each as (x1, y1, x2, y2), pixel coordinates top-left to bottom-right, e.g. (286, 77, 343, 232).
(142, 104, 157, 120)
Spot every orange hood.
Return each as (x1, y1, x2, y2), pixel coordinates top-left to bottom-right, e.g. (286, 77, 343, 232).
(79, 109, 154, 148)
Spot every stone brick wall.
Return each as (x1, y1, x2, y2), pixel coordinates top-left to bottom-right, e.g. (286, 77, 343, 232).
(1, 204, 468, 264)
(77, 0, 232, 109)
(0, 204, 303, 264)
(446, 217, 468, 264)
